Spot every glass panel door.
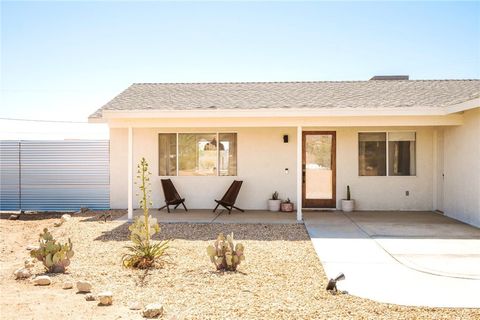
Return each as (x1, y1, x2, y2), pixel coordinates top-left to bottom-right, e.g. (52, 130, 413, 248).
(302, 132, 336, 208)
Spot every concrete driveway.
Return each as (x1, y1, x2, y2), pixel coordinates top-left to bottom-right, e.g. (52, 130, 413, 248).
(304, 211, 480, 308)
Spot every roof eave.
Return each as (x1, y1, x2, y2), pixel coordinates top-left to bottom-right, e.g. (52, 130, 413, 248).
(88, 117, 106, 123)
(99, 107, 448, 119)
(445, 97, 480, 114)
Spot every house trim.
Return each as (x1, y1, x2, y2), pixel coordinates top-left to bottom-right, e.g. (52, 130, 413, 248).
(446, 98, 480, 114)
(104, 115, 463, 128)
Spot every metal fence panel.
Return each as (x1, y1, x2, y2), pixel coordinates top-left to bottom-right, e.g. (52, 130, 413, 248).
(0, 141, 20, 210)
(0, 140, 109, 211)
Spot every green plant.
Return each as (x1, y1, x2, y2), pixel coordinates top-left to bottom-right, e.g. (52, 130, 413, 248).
(282, 198, 291, 203)
(270, 191, 279, 200)
(346, 185, 351, 201)
(30, 228, 74, 273)
(207, 233, 245, 271)
(122, 157, 169, 269)
(122, 237, 170, 269)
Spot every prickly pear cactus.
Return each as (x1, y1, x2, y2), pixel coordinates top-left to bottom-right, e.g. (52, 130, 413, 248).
(30, 228, 74, 273)
(207, 232, 245, 271)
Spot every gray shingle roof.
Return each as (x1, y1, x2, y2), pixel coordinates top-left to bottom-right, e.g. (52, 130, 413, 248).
(90, 80, 480, 118)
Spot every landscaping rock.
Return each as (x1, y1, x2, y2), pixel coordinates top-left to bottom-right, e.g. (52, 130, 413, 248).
(9, 214, 20, 220)
(61, 214, 72, 222)
(143, 303, 164, 318)
(33, 275, 51, 286)
(62, 281, 74, 289)
(54, 220, 64, 227)
(26, 244, 39, 251)
(85, 294, 96, 301)
(76, 280, 92, 292)
(97, 291, 113, 306)
(24, 258, 35, 269)
(14, 267, 31, 279)
(129, 301, 142, 310)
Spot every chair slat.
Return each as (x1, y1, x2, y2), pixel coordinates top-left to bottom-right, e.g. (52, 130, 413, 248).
(213, 180, 243, 214)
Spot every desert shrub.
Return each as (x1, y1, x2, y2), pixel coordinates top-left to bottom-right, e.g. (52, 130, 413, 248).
(207, 233, 245, 271)
(30, 228, 74, 273)
(122, 157, 169, 269)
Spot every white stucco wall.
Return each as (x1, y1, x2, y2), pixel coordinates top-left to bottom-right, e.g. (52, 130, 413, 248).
(334, 126, 434, 211)
(443, 108, 480, 227)
(111, 127, 297, 210)
(110, 128, 128, 209)
(110, 125, 437, 212)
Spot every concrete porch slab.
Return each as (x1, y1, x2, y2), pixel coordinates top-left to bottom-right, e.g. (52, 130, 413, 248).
(117, 209, 300, 224)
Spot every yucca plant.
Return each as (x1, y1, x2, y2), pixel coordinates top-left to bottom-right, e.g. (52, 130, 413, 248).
(122, 157, 169, 269)
(122, 234, 169, 269)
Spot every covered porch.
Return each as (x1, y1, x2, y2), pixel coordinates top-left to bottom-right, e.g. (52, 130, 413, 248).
(114, 116, 461, 222)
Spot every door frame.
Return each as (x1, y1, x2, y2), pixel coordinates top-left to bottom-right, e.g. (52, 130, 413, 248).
(302, 131, 336, 208)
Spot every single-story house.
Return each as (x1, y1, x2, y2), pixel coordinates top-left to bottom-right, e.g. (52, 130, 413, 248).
(89, 77, 480, 227)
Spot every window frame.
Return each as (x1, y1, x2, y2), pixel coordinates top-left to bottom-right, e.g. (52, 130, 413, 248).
(358, 130, 416, 177)
(158, 131, 238, 177)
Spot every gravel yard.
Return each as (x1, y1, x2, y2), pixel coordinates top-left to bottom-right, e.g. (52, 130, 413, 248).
(1, 211, 479, 319)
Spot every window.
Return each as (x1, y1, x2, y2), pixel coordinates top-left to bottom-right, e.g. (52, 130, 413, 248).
(359, 132, 386, 176)
(219, 133, 237, 176)
(158, 133, 176, 176)
(388, 132, 416, 176)
(179, 133, 217, 176)
(358, 132, 416, 176)
(159, 133, 237, 176)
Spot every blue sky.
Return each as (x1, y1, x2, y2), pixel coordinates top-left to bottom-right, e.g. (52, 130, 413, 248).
(1, 1, 479, 123)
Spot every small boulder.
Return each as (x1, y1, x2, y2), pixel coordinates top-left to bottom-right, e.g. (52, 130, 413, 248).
(85, 294, 96, 301)
(33, 275, 51, 286)
(54, 221, 64, 227)
(24, 258, 35, 269)
(62, 281, 74, 289)
(26, 244, 39, 251)
(8, 214, 20, 220)
(143, 303, 164, 318)
(128, 301, 142, 310)
(76, 280, 92, 293)
(97, 291, 113, 306)
(61, 214, 72, 222)
(14, 267, 31, 279)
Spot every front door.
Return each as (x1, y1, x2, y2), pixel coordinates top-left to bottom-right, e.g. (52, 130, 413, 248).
(302, 131, 336, 208)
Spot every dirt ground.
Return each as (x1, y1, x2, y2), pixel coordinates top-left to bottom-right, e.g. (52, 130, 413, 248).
(0, 211, 479, 320)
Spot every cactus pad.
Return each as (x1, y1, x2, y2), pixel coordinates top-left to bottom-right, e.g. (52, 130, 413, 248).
(207, 232, 245, 271)
(30, 228, 73, 273)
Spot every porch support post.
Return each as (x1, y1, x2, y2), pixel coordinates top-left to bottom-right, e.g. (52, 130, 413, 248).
(296, 126, 302, 221)
(432, 129, 438, 211)
(127, 126, 133, 221)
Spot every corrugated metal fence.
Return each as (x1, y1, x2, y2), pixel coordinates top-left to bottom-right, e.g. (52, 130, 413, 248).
(0, 140, 109, 211)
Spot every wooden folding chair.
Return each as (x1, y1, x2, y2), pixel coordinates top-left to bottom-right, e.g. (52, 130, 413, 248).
(213, 180, 244, 214)
(159, 179, 188, 213)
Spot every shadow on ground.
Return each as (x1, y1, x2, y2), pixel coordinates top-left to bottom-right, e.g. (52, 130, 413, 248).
(93, 222, 310, 242)
(0, 210, 125, 221)
(0, 212, 64, 220)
